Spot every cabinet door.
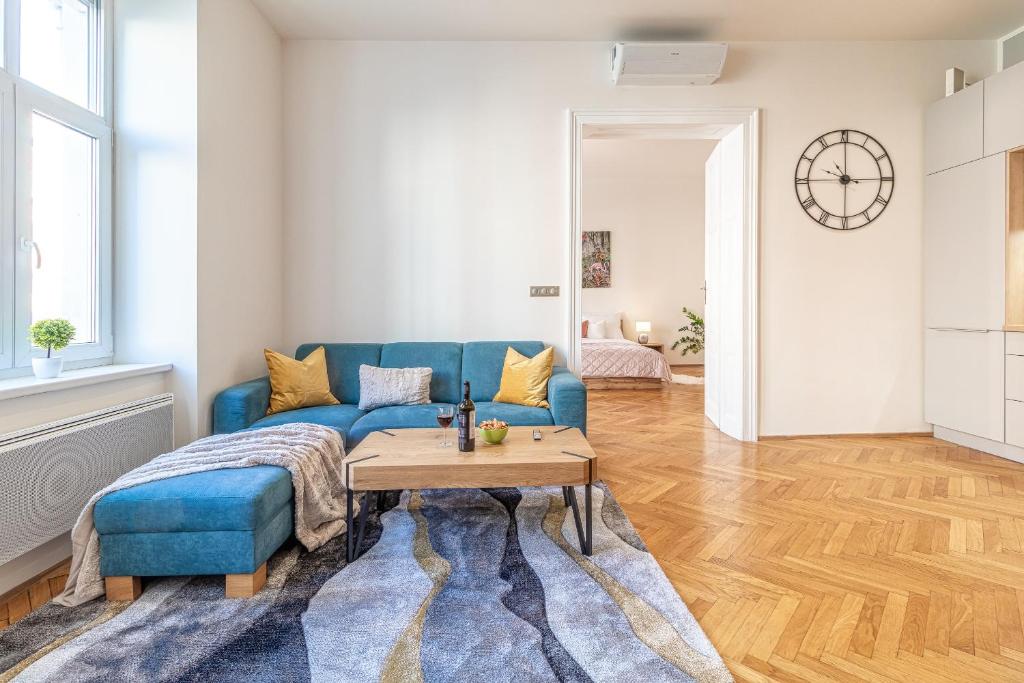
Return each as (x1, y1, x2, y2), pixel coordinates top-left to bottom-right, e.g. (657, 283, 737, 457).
(984, 60, 1024, 156)
(924, 155, 1005, 330)
(925, 329, 1004, 441)
(925, 82, 984, 174)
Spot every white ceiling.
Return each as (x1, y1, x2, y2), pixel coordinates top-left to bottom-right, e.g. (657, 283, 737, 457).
(250, 0, 1024, 41)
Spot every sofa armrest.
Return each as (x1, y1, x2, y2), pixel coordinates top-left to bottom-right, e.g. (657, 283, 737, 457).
(548, 367, 587, 435)
(213, 377, 271, 434)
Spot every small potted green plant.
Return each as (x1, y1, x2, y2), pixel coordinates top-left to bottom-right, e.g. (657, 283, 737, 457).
(671, 307, 704, 357)
(29, 319, 76, 378)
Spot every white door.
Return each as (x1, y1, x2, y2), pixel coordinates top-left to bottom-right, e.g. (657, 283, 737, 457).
(704, 141, 720, 428)
(704, 126, 745, 439)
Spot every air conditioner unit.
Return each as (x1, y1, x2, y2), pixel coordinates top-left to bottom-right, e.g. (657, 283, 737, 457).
(612, 42, 728, 86)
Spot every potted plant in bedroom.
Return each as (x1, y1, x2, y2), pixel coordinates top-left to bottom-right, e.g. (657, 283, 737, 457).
(671, 308, 704, 357)
(29, 318, 76, 379)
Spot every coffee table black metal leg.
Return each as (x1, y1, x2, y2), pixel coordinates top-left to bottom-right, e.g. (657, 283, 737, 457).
(346, 488, 354, 562)
(354, 491, 372, 560)
(562, 486, 571, 507)
(566, 486, 588, 555)
(584, 483, 593, 556)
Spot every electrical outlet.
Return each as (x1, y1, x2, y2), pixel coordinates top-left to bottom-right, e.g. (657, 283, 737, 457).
(530, 286, 560, 297)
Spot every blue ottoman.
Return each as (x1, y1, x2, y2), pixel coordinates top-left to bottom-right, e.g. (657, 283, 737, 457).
(93, 465, 293, 600)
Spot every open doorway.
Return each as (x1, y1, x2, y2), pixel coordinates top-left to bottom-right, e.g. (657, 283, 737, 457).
(568, 109, 759, 441)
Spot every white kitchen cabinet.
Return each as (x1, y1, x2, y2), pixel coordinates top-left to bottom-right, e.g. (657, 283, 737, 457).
(924, 329, 1004, 442)
(984, 60, 1024, 156)
(924, 155, 1006, 331)
(925, 82, 984, 174)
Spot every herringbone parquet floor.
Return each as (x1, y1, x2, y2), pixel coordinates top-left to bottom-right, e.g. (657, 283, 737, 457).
(592, 375, 1024, 682)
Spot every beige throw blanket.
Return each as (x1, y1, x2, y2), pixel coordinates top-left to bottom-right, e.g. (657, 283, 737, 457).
(55, 423, 349, 607)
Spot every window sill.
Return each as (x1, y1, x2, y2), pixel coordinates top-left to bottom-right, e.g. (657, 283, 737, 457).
(0, 363, 172, 401)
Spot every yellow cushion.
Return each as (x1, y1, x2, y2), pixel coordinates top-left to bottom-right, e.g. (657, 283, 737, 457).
(264, 346, 340, 415)
(492, 346, 554, 408)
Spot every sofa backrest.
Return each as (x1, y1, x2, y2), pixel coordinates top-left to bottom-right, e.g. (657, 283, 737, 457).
(462, 340, 545, 402)
(294, 340, 548, 406)
(380, 342, 464, 404)
(295, 343, 382, 405)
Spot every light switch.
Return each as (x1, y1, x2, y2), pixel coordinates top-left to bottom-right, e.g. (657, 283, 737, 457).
(530, 286, 560, 297)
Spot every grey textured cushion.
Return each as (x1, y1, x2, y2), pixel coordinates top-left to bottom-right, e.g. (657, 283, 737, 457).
(358, 365, 432, 410)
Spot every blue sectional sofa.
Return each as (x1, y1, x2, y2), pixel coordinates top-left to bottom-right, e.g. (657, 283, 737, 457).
(94, 341, 586, 600)
(212, 340, 587, 448)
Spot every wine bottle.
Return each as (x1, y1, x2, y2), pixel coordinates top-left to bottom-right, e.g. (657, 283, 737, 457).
(457, 380, 476, 452)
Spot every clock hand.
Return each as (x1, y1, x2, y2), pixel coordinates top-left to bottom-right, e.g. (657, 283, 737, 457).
(834, 161, 845, 175)
(822, 169, 860, 184)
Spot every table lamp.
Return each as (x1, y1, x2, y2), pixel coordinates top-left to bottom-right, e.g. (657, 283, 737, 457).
(635, 321, 651, 344)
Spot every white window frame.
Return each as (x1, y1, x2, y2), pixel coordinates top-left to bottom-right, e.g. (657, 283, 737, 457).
(13, 80, 112, 367)
(0, 0, 113, 376)
(0, 73, 14, 371)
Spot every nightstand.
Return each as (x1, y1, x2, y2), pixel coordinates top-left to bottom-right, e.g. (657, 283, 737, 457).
(640, 342, 664, 354)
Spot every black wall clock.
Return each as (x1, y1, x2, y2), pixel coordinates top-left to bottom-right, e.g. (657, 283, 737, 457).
(794, 129, 894, 230)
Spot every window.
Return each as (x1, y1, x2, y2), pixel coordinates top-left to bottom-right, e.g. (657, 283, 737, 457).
(20, 0, 98, 111)
(0, 0, 111, 375)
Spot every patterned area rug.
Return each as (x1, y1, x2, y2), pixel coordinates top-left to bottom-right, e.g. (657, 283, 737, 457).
(0, 485, 731, 682)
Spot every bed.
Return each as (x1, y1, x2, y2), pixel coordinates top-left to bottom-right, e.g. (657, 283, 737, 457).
(581, 338, 673, 389)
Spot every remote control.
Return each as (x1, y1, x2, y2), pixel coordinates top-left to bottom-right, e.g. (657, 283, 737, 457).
(532, 429, 542, 441)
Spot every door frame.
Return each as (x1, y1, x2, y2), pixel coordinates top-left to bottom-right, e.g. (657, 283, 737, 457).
(567, 107, 761, 441)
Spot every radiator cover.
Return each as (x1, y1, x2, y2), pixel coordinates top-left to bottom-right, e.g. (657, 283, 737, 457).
(0, 394, 174, 565)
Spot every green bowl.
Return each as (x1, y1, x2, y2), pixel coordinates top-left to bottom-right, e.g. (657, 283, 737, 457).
(480, 426, 508, 445)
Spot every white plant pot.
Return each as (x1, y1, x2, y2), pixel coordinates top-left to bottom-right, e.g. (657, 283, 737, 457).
(32, 356, 63, 379)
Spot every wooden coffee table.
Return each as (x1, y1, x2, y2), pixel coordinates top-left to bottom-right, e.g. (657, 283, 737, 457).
(342, 425, 598, 561)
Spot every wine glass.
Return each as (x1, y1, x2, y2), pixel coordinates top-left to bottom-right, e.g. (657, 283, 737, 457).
(436, 406, 454, 448)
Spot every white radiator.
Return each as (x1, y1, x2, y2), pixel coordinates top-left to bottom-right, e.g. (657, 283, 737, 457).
(0, 394, 174, 565)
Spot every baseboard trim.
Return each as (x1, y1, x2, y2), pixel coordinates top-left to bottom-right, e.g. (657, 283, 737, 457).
(933, 425, 1024, 465)
(0, 556, 70, 605)
(759, 431, 934, 441)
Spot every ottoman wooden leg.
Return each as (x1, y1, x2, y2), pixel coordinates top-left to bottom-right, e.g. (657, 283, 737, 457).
(105, 576, 141, 602)
(225, 562, 267, 598)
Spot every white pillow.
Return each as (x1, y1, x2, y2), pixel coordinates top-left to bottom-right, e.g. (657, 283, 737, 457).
(587, 319, 608, 339)
(358, 365, 432, 410)
(583, 312, 625, 339)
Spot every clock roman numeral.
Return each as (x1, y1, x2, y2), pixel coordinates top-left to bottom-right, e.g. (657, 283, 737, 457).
(816, 136, 828, 148)
(796, 177, 809, 185)
(840, 216, 849, 229)
(880, 176, 893, 182)
(802, 196, 816, 209)
(862, 209, 872, 222)
(874, 194, 888, 207)
(818, 210, 831, 225)
(840, 130, 849, 142)
(875, 152, 887, 161)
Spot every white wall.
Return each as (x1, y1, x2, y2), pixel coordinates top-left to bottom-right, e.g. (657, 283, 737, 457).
(115, 0, 283, 443)
(283, 40, 994, 436)
(114, 0, 198, 445)
(581, 138, 714, 365)
(197, 0, 284, 435)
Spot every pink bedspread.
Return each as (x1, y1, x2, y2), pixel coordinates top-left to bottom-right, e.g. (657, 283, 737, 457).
(581, 339, 672, 381)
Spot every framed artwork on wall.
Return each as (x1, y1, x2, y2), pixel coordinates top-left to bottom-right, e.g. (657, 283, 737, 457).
(582, 230, 611, 288)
